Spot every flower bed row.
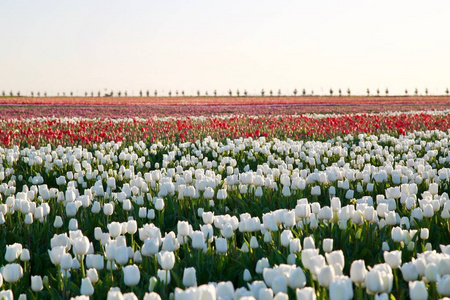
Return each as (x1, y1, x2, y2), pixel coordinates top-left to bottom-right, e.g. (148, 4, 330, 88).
(0, 130, 450, 299)
(1, 112, 450, 148)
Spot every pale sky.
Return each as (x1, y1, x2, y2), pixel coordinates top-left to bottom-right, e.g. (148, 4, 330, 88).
(1, 0, 449, 96)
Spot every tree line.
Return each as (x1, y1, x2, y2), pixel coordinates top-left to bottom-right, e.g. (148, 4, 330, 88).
(1, 88, 449, 97)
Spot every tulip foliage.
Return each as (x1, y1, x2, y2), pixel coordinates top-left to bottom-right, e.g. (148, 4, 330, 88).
(1, 113, 450, 299)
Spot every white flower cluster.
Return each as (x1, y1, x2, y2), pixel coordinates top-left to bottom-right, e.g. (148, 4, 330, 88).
(1, 130, 450, 299)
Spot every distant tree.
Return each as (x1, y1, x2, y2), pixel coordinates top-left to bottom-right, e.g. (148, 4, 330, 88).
(31, 92, 34, 97)
(228, 89, 232, 97)
(176, 90, 179, 96)
(17, 91, 20, 97)
(376, 88, 380, 96)
(205, 91, 208, 96)
(118, 91, 122, 97)
(91, 91, 94, 97)
(10, 91, 13, 96)
(111, 91, 114, 97)
(311, 90, 314, 96)
(367, 88, 370, 96)
(154, 90, 157, 97)
(43, 92, 45, 97)
(446, 88, 449, 96)
(338, 89, 342, 97)
(124, 91, 127, 97)
(140, 90, 143, 97)
(270, 90, 273, 97)
(293, 88, 297, 96)
(405, 89, 408, 96)
(214, 90, 217, 97)
(98, 91, 101, 97)
(278, 89, 281, 96)
(244, 90, 247, 97)
(261, 89, 265, 96)
(347, 88, 351, 96)
(329, 88, 333, 96)
(425, 88, 429, 96)
(302, 89, 306, 96)
(85, 92, 87, 97)
(385, 88, 389, 96)
(415, 88, 418, 96)
(146, 90, 150, 97)
(70, 92, 73, 96)
(2, 91, 5, 96)
(197, 90, 201, 97)
(63, 92, 66, 97)
(182, 91, 185, 96)
(168, 90, 172, 97)
(236, 89, 240, 97)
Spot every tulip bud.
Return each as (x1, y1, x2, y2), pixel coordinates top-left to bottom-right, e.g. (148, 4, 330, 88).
(73, 236, 90, 256)
(409, 281, 428, 300)
(88, 200, 99, 214)
(301, 248, 319, 270)
(60, 253, 73, 271)
(272, 275, 288, 295)
(80, 277, 94, 296)
(31, 275, 43, 292)
(182, 267, 197, 287)
(289, 238, 301, 253)
(350, 260, 367, 284)
(322, 238, 333, 253)
(264, 231, 272, 243)
(202, 211, 214, 224)
(243, 269, 252, 282)
(149, 276, 158, 292)
(325, 250, 345, 269)
(384, 250, 401, 269)
(123, 264, 140, 287)
(303, 236, 315, 250)
(318, 266, 335, 288)
(215, 237, 227, 254)
(191, 231, 206, 249)
(400, 262, 418, 282)
(157, 269, 171, 285)
(114, 245, 129, 265)
(425, 263, 438, 282)
(177, 221, 190, 237)
(258, 288, 273, 300)
(54, 216, 63, 228)
(68, 219, 78, 231)
(289, 267, 306, 289)
(391, 227, 404, 243)
(144, 292, 162, 300)
(86, 268, 99, 284)
(296, 287, 316, 300)
(437, 274, 450, 296)
(155, 198, 164, 211)
(250, 236, 259, 249)
(420, 228, 429, 240)
(157, 251, 175, 270)
(127, 220, 137, 235)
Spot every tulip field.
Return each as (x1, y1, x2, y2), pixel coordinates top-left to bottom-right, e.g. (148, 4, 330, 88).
(1, 97, 450, 299)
